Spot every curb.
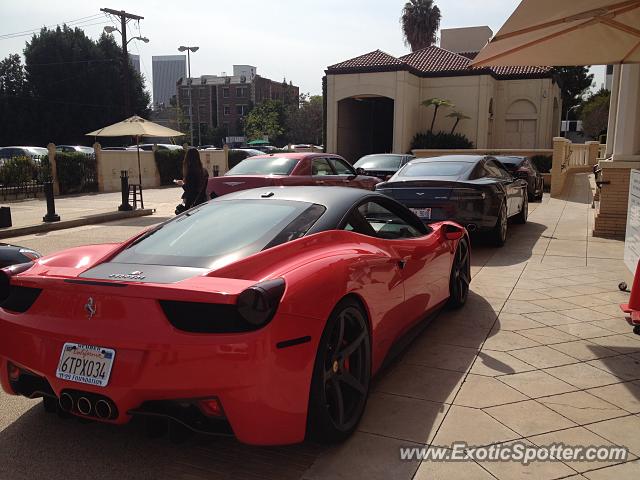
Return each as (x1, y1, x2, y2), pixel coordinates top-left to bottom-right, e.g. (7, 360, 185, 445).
(0, 208, 155, 239)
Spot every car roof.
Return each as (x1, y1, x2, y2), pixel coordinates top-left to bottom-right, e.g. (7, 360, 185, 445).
(213, 186, 391, 234)
(411, 155, 487, 164)
(244, 152, 338, 160)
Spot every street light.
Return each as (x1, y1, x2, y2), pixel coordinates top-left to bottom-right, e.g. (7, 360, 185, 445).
(103, 25, 149, 116)
(178, 46, 199, 146)
(564, 104, 580, 138)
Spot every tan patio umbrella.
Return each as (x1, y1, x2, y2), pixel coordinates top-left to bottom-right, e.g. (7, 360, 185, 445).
(86, 115, 184, 186)
(471, 0, 640, 67)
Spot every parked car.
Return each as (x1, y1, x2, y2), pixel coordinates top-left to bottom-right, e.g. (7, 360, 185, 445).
(252, 145, 278, 154)
(100, 146, 127, 151)
(495, 156, 544, 201)
(0, 146, 48, 160)
(0, 243, 41, 267)
(353, 154, 415, 180)
(207, 153, 381, 199)
(0, 186, 469, 444)
(220, 148, 265, 169)
(375, 155, 528, 246)
(55, 145, 95, 155)
(126, 144, 183, 151)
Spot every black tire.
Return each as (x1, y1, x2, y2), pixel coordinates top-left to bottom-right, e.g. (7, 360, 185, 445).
(491, 202, 508, 247)
(307, 298, 371, 443)
(448, 237, 470, 308)
(514, 194, 528, 224)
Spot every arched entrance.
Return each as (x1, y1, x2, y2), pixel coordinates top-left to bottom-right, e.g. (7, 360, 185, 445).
(337, 95, 394, 163)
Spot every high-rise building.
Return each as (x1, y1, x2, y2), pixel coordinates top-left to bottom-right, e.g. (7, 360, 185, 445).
(152, 55, 186, 108)
(129, 54, 141, 76)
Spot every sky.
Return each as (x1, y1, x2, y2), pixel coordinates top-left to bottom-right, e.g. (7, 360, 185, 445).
(1, 0, 606, 97)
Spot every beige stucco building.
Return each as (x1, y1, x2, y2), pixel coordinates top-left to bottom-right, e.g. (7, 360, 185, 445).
(325, 47, 562, 162)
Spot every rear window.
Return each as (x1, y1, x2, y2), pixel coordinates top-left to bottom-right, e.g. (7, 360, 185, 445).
(355, 155, 403, 170)
(496, 158, 524, 170)
(226, 157, 298, 176)
(399, 162, 472, 177)
(112, 199, 325, 268)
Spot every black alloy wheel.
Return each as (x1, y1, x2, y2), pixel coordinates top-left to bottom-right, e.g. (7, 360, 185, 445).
(448, 237, 470, 308)
(491, 202, 508, 247)
(515, 194, 528, 224)
(308, 298, 371, 443)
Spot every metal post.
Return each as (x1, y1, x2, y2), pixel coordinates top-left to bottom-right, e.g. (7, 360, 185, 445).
(118, 170, 133, 211)
(187, 49, 193, 146)
(42, 181, 60, 222)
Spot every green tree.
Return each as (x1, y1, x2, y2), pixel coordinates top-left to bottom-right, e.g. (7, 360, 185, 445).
(421, 97, 454, 133)
(551, 66, 594, 119)
(244, 100, 286, 144)
(1, 25, 151, 146)
(401, 0, 441, 52)
(0, 54, 31, 145)
(447, 110, 471, 134)
(286, 94, 323, 144)
(579, 88, 610, 140)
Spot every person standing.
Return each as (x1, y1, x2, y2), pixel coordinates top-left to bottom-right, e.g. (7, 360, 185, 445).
(174, 148, 209, 212)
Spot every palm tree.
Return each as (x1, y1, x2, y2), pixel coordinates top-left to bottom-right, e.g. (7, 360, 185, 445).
(401, 0, 442, 52)
(421, 98, 454, 133)
(447, 111, 471, 134)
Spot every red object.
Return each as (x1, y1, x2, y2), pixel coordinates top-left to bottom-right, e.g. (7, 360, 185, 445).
(0, 223, 463, 445)
(620, 260, 640, 325)
(207, 153, 380, 198)
(7, 361, 19, 381)
(199, 398, 224, 417)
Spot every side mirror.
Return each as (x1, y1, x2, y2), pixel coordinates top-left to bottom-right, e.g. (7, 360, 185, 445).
(443, 224, 465, 241)
(355, 167, 365, 175)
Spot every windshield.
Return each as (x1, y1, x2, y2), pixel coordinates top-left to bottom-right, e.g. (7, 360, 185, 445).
(226, 157, 298, 176)
(399, 162, 473, 177)
(354, 155, 404, 170)
(112, 199, 325, 269)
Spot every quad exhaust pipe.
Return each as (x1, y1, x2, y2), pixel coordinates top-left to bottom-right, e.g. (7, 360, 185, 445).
(57, 392, 116, 419)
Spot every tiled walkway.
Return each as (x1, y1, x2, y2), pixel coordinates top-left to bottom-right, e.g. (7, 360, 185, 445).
(304, 172, 640, 479)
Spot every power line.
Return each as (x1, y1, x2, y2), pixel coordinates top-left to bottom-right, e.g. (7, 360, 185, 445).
(0, 14, 104, 40)
(0, 21, 111, 41)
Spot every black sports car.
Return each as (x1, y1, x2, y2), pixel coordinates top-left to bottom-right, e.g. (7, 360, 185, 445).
(353, 154, 415, 181)
(375, 155, 528, 246)
(495, 156, 544, 201)
(0, 243, 41, 268)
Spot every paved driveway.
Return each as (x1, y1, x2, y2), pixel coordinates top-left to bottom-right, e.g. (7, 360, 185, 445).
(0, 172, 638, 479)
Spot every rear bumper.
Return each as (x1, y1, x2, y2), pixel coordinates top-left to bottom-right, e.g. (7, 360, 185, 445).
(0, 311, 322, 445)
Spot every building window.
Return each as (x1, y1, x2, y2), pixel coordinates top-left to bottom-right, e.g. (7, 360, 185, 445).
(236, 86, 247, 97)
(222, 88, 229, 98)
(236, 104, 248, 116)
(223, 105, 231, 116)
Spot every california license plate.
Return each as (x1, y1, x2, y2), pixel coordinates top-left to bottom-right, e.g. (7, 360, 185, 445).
(55, 343, 115, 387)
(410, 208, 432, 220)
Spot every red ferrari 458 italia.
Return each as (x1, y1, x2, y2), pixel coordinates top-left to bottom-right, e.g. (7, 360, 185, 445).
(207, 152, 381, 199)
(0, 187, 470, 445)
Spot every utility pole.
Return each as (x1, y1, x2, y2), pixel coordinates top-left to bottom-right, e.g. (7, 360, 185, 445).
(101, 8, 144, 117)
(178, 46, 199, 145)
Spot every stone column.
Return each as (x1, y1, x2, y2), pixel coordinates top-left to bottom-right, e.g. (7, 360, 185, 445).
(605, 65, 621, 158)
(46, 143, 60, 195)
(594, 64, 640, 238)
(586, 141, 600, 166)
(223, 144, 229, 170)
(551, 137, 570, 197)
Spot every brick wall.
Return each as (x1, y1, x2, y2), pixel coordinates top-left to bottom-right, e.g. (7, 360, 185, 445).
(593, 167, 631, 239)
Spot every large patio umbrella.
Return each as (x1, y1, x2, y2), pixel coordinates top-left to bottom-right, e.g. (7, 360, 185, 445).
(86, 115, 184, 185)
(471, 0, 640, 67)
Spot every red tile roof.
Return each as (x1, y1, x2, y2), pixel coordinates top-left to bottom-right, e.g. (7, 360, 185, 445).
(327, 50, 405, 71)
(399, 46, 470, 73)
(326, 46, 551, 79)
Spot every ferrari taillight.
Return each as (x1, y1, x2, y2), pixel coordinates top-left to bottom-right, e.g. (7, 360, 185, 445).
(236, 278, 286, 327)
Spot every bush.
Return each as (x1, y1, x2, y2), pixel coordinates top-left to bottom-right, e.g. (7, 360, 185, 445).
(0, 156, 35, 186)
(530, 154, 552, 173)
(155, 148, 185, 185)
(410, 131, 474, 150)
(55, 151, 97, 194)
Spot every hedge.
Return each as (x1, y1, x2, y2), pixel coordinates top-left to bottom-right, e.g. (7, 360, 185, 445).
(55, 152, 98, 194)
(154, 148, 185, 185)
(410, 131, 474, 150)
(0, 156, 36, 186)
